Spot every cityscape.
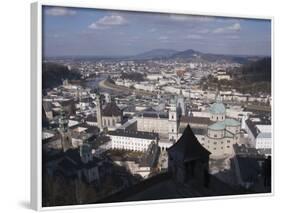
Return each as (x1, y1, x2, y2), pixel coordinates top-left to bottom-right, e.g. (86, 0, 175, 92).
(42, 6, 272, 207)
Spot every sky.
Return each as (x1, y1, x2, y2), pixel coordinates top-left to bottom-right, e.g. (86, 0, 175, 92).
(42, 6, 271, 57)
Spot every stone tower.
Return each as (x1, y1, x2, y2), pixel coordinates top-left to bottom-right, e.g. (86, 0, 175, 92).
(168, 125, 211, 186)
(96, 93, 103, 130)
(58, 109, 72, 152)
(168, 97, 179, 142)
(177, 89, 186, 117)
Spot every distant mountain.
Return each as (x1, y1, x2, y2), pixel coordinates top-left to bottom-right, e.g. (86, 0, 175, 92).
(130, 48, 262, 64)
(131, 49, 179, 60)
(171, 49, 201, 58)
(171, 49, 252, 64)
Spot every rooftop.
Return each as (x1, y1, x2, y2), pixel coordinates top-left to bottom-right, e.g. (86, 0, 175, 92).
(180, 115, 211, 125)
(139, 111, 168, 119)
(168, 125, 211, 162)
(102, 102, 122, 117)
(108, 129, 159, 140)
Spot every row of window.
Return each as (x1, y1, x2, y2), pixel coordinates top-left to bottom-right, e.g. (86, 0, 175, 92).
(111, 146, 146, 151)
(204, 145, 231, 150)
(211, 115, 224, 120)
(112, 137, 149, 143)
(103, 119, 117, 127)
(202, 140, 232, 144)
(113, 141, 148, 147)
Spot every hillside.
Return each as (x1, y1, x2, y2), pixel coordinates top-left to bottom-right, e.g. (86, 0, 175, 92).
(42, 62, 81, 89)
(200, 57, 271, 95)
(237, 57, 271, 82)
(131, 49, 178, 60)
(131, 48, 258, 64)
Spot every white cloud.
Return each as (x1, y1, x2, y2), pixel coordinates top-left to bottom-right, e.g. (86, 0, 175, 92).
(169, 15, 214, 22)
(185, 34, 203, 39)
(196, 29, 210, 34)
(159, 36, 169, 40)
(149, 28, 157, 33)
(228, 23, 241, 31)
(46, 7, 76, 16)
(212, 22, 241, 34)
(227, 35, 240, 40)
(89, 15, 127, 29)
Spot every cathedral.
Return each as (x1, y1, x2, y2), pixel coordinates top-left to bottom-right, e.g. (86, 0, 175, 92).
(136, 92, 241, 157)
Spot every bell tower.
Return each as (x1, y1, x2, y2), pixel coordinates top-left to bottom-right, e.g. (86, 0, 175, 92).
(96, 93, 103, 130)
(168, 97, 179, 141)
(58, 109, 72, 152)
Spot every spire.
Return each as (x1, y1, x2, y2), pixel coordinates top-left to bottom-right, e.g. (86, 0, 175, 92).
(215, 90, 222, 103)
(179, 89, 183, 96)
(170, 95, 177, 109)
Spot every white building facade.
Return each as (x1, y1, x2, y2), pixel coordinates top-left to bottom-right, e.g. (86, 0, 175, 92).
(109, 130, 159, 152)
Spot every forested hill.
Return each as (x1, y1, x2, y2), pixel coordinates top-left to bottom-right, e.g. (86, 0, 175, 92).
(238, 57, 271, 82)
(42, 62, 81, 89)
(200, 57, 271, 95)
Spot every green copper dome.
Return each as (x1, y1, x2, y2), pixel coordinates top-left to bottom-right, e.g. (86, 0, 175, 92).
(209, 102, 226, 114)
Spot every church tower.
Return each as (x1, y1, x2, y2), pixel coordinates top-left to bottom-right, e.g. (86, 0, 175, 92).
(96, 93, 103, 130)
(177, 89, 186, 117)
(58, 109, 72, 152)
(168, 97, 179, 142)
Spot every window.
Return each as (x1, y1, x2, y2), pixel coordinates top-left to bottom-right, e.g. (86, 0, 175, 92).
(214, 148, 216, 150)
(227, 140, 230, 143)
(227, 146, 230, 148)
(214, 142, 217, 145)
(214, 134, 217, 138)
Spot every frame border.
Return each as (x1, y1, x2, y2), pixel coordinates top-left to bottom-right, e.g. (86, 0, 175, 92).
(31, 1, 274, 211)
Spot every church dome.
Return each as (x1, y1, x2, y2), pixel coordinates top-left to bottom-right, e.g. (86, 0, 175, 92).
(209, 102, 226, 114)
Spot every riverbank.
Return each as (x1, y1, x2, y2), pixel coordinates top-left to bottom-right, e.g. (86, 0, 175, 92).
(99, 79, 156, 96)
